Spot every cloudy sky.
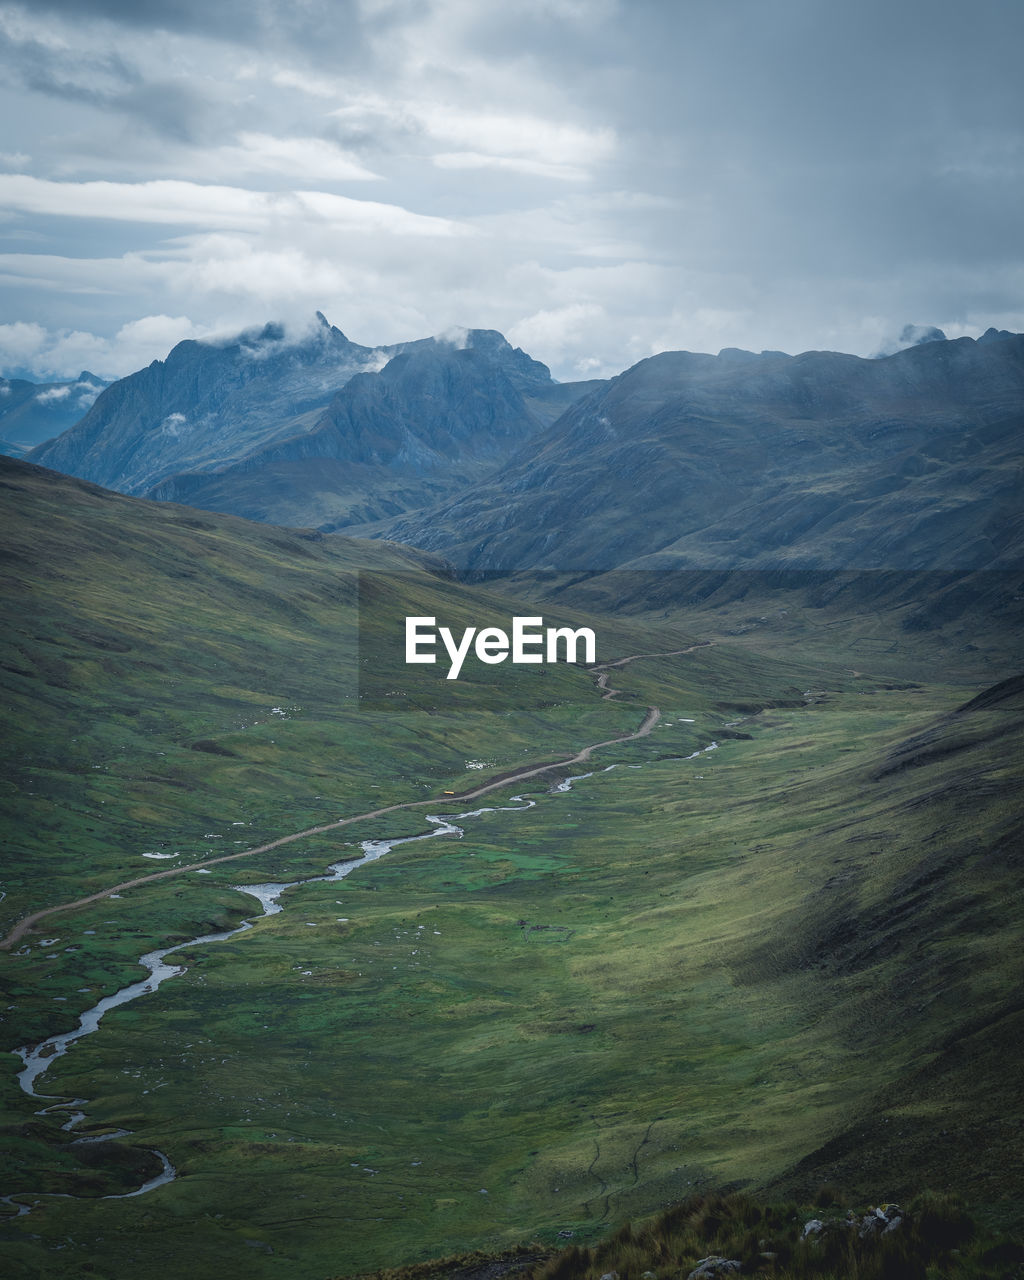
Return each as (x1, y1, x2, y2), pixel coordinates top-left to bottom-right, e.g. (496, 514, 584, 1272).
(0, 0, 1022, 382)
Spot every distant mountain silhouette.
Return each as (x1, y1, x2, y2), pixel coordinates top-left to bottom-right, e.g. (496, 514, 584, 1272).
(28, 314, 382, 494)
(1, 371, 107, 457)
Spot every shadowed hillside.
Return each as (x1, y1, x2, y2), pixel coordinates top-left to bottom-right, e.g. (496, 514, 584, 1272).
(372, 331, 1024, 574)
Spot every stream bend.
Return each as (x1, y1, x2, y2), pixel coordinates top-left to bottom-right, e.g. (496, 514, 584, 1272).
(5, 713, 723, 1213)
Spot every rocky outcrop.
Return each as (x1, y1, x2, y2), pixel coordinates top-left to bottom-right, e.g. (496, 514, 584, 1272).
(803, 1203, 904, 1241)
(686, 1258, 743, 1279)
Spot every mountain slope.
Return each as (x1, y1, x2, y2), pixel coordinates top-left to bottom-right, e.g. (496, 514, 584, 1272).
(144, 329, 601, 528)
(26, 319, 601, 531)
(26, 314, 385, 494)
(763, 673, 1024, 1206)
(373, 331, 1024, 572)
(0, 452, 688, 933)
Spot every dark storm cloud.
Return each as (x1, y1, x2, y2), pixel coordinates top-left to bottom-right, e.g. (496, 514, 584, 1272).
(15, 0, 369, 57)
(15, 0, 286, 40)
(1, 0, 1022, 380)
(0, 28, 211, 144)
(579, 1, 1024, 297)
(0, 26, 139, 103)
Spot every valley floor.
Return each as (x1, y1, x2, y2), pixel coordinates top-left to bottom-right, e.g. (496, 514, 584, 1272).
(2, 649, 1022, 1279)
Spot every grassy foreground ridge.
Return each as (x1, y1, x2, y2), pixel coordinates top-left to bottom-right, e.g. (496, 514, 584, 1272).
(0, 457, 1021, 1279)
(357, 1190, 1023, 1280)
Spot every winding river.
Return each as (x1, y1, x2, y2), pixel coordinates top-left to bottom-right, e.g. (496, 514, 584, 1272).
(4, 729, 721, 1215)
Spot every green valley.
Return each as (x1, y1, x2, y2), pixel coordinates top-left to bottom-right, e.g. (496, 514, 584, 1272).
(0, 457, 1021, 1279)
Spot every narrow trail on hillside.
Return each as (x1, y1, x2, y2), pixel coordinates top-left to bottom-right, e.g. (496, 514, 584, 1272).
(0, 642, 713, 950)
(594, 643, 712, 700)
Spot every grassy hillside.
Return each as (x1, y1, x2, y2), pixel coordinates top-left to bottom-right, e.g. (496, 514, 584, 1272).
(0, 457, 1021, 1279)
(2, 457, 695, 931)
(510, 566, 1024, 691)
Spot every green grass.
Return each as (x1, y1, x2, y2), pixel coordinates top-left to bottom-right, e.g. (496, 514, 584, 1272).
(510, 1189, 1023, 1280)
(1, 458, 1021, 1279)
(3, 682, 1021, 1278)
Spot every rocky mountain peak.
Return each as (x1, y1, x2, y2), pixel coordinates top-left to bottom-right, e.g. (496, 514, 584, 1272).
(27, 314, 379, 494)
(899, 323, 948, 347)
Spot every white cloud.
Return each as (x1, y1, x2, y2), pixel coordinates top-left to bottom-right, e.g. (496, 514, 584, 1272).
(435, 325, 470, 350)
(0, 320, 48, 364)
(161, 411, 188, 437)
(361, 347, 393, 372)
(327, 94, 615, 179)
(115, 313, 202, 352)
(216, 133, 381, 182)
(432, 152, 588, 182)
(0, 226, 490, 340)
(266, 67, 343, 100)
(507, 302, 606, 363)
(0, 250, 138, 294)
(35, 382, 71, 401)
(0, 174, 469, 237)
(34, 376, 104, 409)
(0, 314, 204, 380)
(417, 104, 614, 169)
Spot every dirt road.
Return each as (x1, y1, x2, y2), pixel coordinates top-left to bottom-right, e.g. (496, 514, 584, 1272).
(0, 644, 707, 949)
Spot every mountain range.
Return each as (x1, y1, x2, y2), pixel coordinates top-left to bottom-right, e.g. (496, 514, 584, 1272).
(27, 316, 600, 530)
(374, 328, 1024, 573)
(22, 319, 1024, 581)
(27, 314, 387, 495)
